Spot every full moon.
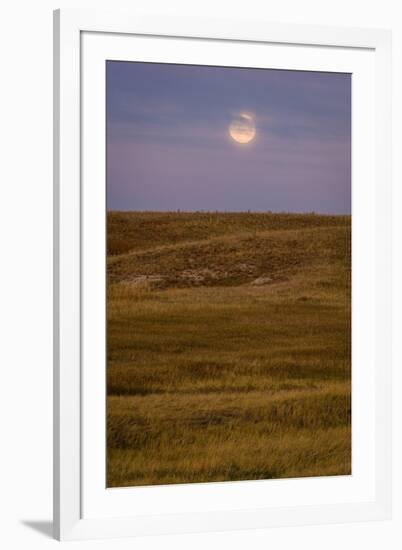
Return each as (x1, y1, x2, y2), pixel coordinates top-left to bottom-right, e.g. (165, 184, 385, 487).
(229, 113, 256, 144)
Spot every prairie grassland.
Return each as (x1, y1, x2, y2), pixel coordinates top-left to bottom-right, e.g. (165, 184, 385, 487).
(107, 212, 351, 487)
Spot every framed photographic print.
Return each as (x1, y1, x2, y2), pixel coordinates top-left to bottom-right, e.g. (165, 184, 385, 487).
(53, 9, 392, 541)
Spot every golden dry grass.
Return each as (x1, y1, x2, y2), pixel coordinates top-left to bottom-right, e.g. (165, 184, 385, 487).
(107, 212, 351, 487)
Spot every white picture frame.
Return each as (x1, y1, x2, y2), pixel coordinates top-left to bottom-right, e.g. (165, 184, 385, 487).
(53, 8, 392, 541)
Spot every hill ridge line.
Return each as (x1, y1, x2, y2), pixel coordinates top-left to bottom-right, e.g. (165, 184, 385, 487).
(108, 224, 348, 264)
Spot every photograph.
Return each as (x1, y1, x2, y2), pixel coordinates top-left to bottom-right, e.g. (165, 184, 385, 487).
(106, 60, 352, 488)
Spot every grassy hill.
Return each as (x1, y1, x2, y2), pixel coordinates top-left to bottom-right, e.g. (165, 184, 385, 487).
(107, 212, 351, 487)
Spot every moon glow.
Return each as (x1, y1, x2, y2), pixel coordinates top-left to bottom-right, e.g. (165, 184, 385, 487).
(229, 113, 256, 144)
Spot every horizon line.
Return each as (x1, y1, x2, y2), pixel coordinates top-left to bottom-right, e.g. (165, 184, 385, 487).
(107, 209, 351, 216)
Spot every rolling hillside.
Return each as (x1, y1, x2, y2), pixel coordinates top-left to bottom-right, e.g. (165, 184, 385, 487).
(107, 212, 351, 487)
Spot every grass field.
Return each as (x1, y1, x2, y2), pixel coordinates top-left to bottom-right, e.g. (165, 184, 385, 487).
(107, 212, 351, 487)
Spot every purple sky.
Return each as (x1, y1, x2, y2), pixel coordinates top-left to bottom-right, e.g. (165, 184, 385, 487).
(107, 61, 351, 214)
